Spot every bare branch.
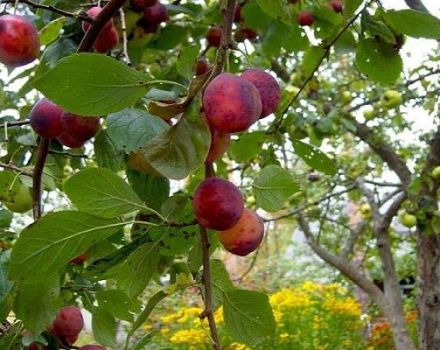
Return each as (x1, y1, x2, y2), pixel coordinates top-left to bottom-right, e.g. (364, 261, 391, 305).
(297, 214, 388, 309)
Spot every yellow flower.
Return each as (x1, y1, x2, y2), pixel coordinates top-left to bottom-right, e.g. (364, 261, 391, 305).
(142, 324, 153, 331)
(225, 342, 251, 350)
(170, 329, 207, 345)
(323, 297, 361, 316)
(160, 327, 170, 334)
(214, 307, 224, 324)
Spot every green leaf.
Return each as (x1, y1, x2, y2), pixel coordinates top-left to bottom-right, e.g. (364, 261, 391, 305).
(302, 46, 326, 76)
(0, 209, 13, 229)
(223, 289, 276, 346)
(292, 139, 337, 175)
(9, 211, 122, 281)
(263, 21, 285, 56)
(361, 12, 396, 44)
(111, 243, 159, 299)
(176, 45, 200, 80)
(0, 251, 14, 320)
(345, 0, 363, 17)
(384, 9, 440, 39)
(92, 308, 117, 347)
(211, 260, 234, 310)
(106, 109, 169, 154)
(355, 38, 402, 84)
(256, 0, 287, 19)
(242, 1, 272, 31)
(147, 25, 189, 50)
(14, 276, 61, 335)
(96, 289, 140, 322)
(33, 53, 150, 116)
(39, 17, 65, 46)
(229, 131, 267, 163)
(64, 168, 144, 218)
(253, 165, 300, 212)
(126, 167, 170, 210)
(130, 101, 210, 180)
(94, 130, 125, 171)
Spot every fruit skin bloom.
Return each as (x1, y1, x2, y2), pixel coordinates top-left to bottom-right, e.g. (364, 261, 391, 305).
(203, 73, 262, 133)
(0, 15, 40, 67)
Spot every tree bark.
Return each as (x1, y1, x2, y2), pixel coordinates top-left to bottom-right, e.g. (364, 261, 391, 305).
(417, 231, 440, 350)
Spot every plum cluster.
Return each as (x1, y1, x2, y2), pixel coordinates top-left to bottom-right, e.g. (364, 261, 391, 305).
(29, 306, 105, 349)
(30, 99, 100, 148)
(193, 69, 281, 256)
(130, 0, 169, 34)
(82, 7, 119, 53)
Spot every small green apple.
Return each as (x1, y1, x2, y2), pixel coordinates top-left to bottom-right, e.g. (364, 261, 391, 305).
(381, 90, 402, 108)
(400, 213, 417, 228)
(3, 183, 32, 213)
(363, 107, 375, 120)
(341, 91, 352, 103)
(432, 166, 440, 179)
(360, 203, 372, 219)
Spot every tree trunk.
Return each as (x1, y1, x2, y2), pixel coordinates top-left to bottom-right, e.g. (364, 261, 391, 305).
(385, 299, 416, 350)
(417, 230, 440, 350)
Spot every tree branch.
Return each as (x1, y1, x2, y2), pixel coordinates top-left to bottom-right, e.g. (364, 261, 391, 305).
(77, 0, 127, 53)
(32, 137, 50, 220)
(340, 220, 368, 260)
(1, 0, 91, 21)
(0, 162, 33, 177)
(297, 214, 388, 309)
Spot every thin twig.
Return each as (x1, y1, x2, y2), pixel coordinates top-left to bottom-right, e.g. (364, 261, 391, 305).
(119, 8, 131, 65)
(0, 162, 33, 176)
(1, 0, 91, 21)
(271, 2, 369, 132)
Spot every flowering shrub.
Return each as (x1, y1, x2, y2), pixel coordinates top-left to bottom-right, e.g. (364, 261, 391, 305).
(142, 281, 367, 349)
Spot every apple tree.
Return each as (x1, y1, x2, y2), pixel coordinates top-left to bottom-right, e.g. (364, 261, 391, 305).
(0, 0, 439, 349)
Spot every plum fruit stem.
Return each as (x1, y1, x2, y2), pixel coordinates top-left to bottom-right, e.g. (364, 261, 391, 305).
(32, 137, 50, 220)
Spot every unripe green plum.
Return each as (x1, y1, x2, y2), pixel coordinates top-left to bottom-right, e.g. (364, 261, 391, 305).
(203, 73, 262, 133)
(193, 177, 244, 231)
(219, 209, 265, 256)
(0, 15, 40, 67)
(359, 203, 372, 219)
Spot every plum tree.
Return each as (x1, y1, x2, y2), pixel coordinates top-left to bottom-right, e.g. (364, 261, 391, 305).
(29, 99, 64, 138)
(143, 2, 169, 24)
(219, 209, 265, 256)
(297, 10, 314, 26)
(193, 177, 244, 231)
(206, 26, 223, 47)
(0, 15, 40, 67)
(51, 306, 84, 341)
(241, 69, 281, 118)
(203, 73, 262, 133)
